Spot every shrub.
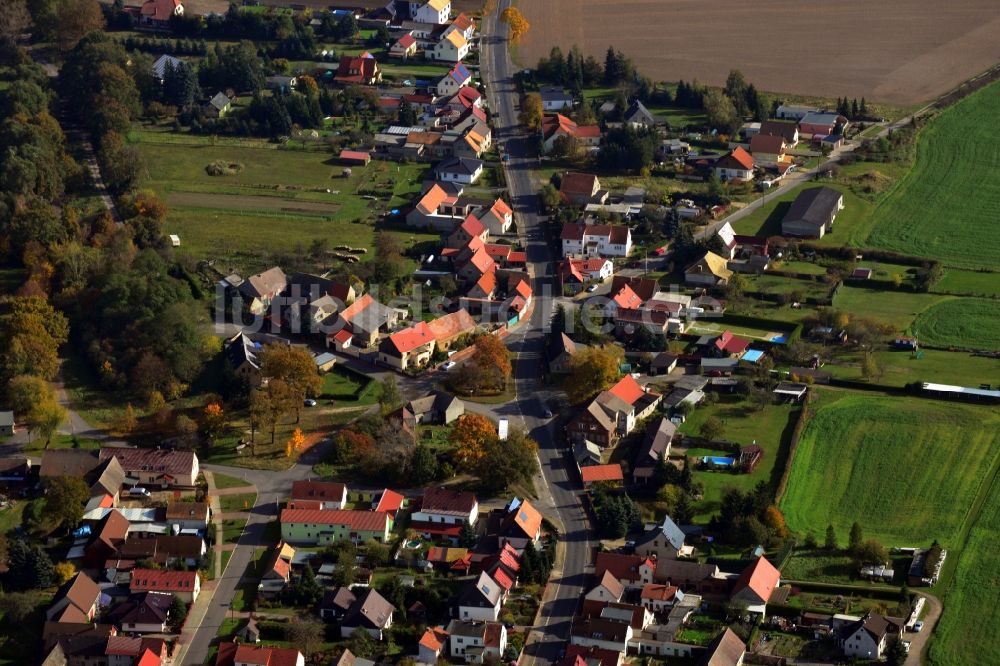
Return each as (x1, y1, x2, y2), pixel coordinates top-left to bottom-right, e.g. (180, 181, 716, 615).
(205, 160, 245, 176)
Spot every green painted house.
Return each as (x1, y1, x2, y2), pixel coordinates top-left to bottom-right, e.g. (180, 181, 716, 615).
(280, 508, 392, 545)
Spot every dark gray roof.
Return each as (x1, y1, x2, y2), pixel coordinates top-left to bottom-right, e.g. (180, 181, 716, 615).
(151, 54, 183, 80)
(539, 86, 572, 102)
(635, 417, 676, 468)
(782, 187, 843, 231)
(434, 156, 483, 176)
(0, 410, 13, 427)
(458, 571, 502, 608)
(624, 99, 656, 124)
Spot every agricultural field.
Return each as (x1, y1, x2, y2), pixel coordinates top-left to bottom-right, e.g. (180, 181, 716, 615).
(780, 392, 1000, 546)
(132, 129, 440, 273)
(517, 0, 1000, 105)
(866, 79, 1000, 269)
(934, 269, 1000, 297)
(676, 397, 801, 523)
(928, 477, 1000, 666)
(913, 298, 1000, 351)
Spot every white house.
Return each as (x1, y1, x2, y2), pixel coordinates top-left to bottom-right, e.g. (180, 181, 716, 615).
(540, 86, 574, 111)
(586, 571, 625, 603)
(447, 620, 507, 664)
(475, 198, 513, 235)
(411, 487, 479, 540)
(560, 222, 633, 258)
(290, 480, 347, 510)
(433, 156, 483, 184)
(437, 63, 472, 97)
(457, 572, 503, 621)
(714, 146, 755, 182)
(431, 30, 470, 62)
(410, 0, 450, 24)
(840, 613, 892, 660)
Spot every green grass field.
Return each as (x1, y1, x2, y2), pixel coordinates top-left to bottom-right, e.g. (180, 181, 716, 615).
(865, 80, 1000, 269)
(320, 366, 380, 404)
(929, 477, 1000, 666)
(133, 129, 439, 272)
(780, 393, 1000, 546)
(934, 269, 1000, 297)
(677, 397, 801, 523)
(731, 182, 872, 245)
(823, 349, 1000, 388)
(832, 285, 949, 331)
(914, 298, 1000, 351)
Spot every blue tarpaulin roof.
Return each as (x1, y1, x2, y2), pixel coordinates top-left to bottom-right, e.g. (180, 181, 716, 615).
(742, 349, 765, 363)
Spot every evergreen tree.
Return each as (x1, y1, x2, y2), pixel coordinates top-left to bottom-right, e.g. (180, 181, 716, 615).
(674, 493, 693, 525)
(521, 540, 540, 583)
(6, 540, 55, 590)
(458, 521, 477, 548)
(408, 443, 438, 486)
(849, 522, 863, 553)
(885, 637, 907, 666)
(398, 100, 417, 126)
(603, 46, 620, 86)
(825, 524, 837, 550)
(860, 97, 868, 116)
(851, 98, 859, 119)
(548, 46, 565, 85)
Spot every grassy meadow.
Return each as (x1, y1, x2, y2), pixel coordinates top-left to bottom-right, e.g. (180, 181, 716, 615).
(780, 393, 1000, 546)
(865, 79, 1000, 269)
(934, 269, 1000, 297)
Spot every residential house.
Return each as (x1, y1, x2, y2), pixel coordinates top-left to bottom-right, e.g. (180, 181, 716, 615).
(623, 100, 656, 127)
(319, 587, 358, 622)
(335, 54, 382, 85)
(573, 439, 603, 468)
(548, 332, 580, 374)
(559, 257, 614, 293)
(405, 391, 465, 424)
(748, 134, 786, 166)
(799, 111, 847, 137)
(559, 172, 607, 206)
(839, 612, 893, 660)
(484, 244, 527, 270)
(418, 627, 449, 663)
(291, 481, 347, 510)
(203, 92, 231, 118)
(238, 618, 260, 644)
(407, 183, 463, 230)
(561, 222, 632, 257)
(216, 643, 304, 666)
(653, 559, 729, 595)
(332, 293, 402, 348)
(279, 508, 391, 545)
(390, 33, 418, 59)
(567, 401, 617, 448)
(541, 114, 601, 153)
(780, 186, 844, 238)
(586, 571, 625, 603)
(635, 515, 686, 561)
(459, 248, 496, 286)
(641, 584, 681, 614)
(448, 215, 489, 248)
(340, 588, 395, 639)
(0, 410, 12, 438)
(47, 573, 101, 624)
(731, 556, 781, 617)
(580, 600, 654, 634)
(498, 498, 542, 550)
(475, 198, 513, 235)
(449, 12, 476, 40)
(432, 30, 470, 62)
(433, 156, 484, 184)
(120, 535, 206, 568)
(83, 509, 130, 569)
(571, 618, 633, 654)
(713, 330, 750, 358)
(580, 464, 625, 488)
(0, 455, 29, 481)
(411, 487, 479, 540)
(650, 352, 680, 376)
(130, 569, 201, 603)
(238, 266, 288, 316)
(379, 321, 436, 370)
(684, 251, 733, 286)
(99, 448, 199, 487)
(700, 628, 746, 666)
(410, 0, 451, 24)
(437, 63, 472, 97)
(107, 592, 173, 634)
(713, 147, 755, 182)
(164, 501, 210, 532)
(447, 620, 507, 664)
(456, 572, 503, 621)
(139, 0, 183, 29)
(585, 375, 662, 441)
(225, 333, 262, 385)
(259, 541, 295, 597)
(540, 87, 574, 111)
(595, 552, 657, 590)
(632, 418, 677, 484)
(758, 120, 799, 146)
(105, 636, 166, 666)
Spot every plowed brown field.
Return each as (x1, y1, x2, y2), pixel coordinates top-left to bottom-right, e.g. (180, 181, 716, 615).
(518, 0, 1000, 105)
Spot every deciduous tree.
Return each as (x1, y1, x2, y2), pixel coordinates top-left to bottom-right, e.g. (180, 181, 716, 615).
(449, 413, 497, 471)
(45, 476, 89, 530)
(564, 346, 622, 404)
(499, 6, 530, 43)
(699, 416, 724, 441)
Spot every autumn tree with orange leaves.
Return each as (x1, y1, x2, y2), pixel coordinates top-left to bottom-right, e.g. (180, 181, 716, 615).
(449, 413, 498, 471)
(499, 6, 530, 43)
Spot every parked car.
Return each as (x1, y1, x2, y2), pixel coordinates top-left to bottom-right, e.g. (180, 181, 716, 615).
(127, 487, 151, 498)
(443, 361, 457, 371)
(304, 398, 317, 407)
(913, 621, 925, 633)
(586, 284, 599, 293)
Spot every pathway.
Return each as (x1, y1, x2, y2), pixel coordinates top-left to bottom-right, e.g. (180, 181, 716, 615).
(906, 593, 942, 666)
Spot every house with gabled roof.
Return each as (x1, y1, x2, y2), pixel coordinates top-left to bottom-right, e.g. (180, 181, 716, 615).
(151, 54, 183, 82)
(432, 29, 469, 62)
(447, 215, 489, 248)
(475, 198, 513, 235)
(781, 186, 844, 238)
(130, 569, 201, 603)
(437, 63, 472, 97)
(379, 321, 436, 370)
(571, 617, 633, 654)
(107, 592, 173, 634)
(291, 481, 347, 510)
(759, 119, 799, 146)
(839, 612, 895, 660)
(586, 570, 625, 603)
(561, 221, 632, 257)
(595, 551, 657, 590)
(700, 627, 746, 666)
(567, 400, 618, 448)
(390, 32, 418, 59)
(541, 114, 601, 153)
(457, 571, 504, 621)
(434, 156, 484, 184)
(407, 183, 463, 230)
(640, 583, 681, 614)
(498, 497, 542, 550)
(330, 293, 402, 349)
(633, 418, 677, 484)
(623, 99, 656, 127)
(548, 332, 581, 374)
(99, 447, 198, 488)
(279, 508, 392, 545)
(139, 0, 183, 30)
(446, 620, 507, 663)
(238, 266, 288, 316)
(335, 54, 381, 85)
(83, 509, 130, 569)
(216, 642, 304, 666)
(560, 172, 607, 206)
(412, 486, 479, 537)
(749, 133, 787, 166)
(580, 463, 624, 488)
(47, 572, 101, 624)
(713, 146, 755, 182)
(636, 514, 687, 561)
(411, 0, 451, 23)
(731, 556, 781, 617)
(341, 588, 395, 639)
(418, 626, 449, 663)
(684, 250, 733, 286)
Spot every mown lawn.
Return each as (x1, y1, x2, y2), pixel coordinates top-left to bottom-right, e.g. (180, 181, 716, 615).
(823, 348, 1000, 389)
(913, 298, 1000, 351)
(677, 396, 801, 523)
(866, 79, 1000, 269)
(780, 393, 1000, 546)
(832, 285, 949, 331)
(218, 492, 257, 513)
(320, 366, 380, 404)
(211, 472, 253, 490)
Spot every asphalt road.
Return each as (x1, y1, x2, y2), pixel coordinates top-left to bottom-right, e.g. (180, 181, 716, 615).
(481, 6, 594, 663)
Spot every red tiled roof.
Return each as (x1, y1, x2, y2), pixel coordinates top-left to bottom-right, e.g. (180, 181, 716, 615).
(287, 499, 323, 510)
(458, 214, 487, 238)
(498, 543, 521, 571)
(419, 627, 449, 652)
(338, 293, 373, 323)
(292, 480, 346, 502)
(140, 0, 180, 21)
(508, 499, 541, 540)
(332, 329, 353, 344)
(559, 172, 599, 196)
(427, 309, 477, 341)
(491, 566, 514, 591)
(485, 243, 512, 260)
(453, 12, 476, 30)
(749, 133, 785, 155)
(421, 486, 478, 514)
(279, 509, 389, 532)
(99, 448, 195, 478)
(490, 198, 513, 217)
(137, 649, 161, 666)
(608, 374, 646, 405)
(611, 284, 642, 310)
(513, 280, 532, 299)
(580, 464, 624, 484)
(561, 222, 586, 241)
(594, 552, 652, 584)
(340, 149, 370, 162)
(714, 330, 750, 355)
(641, 583, 678, 602)
(719, 146, 755, 171)
(507, 251, 527, 264)
(386, 322, 435, 354)
(466, 248, 495, 275)
(416, 184, 449, 214)
(231, 644, 302, 666)
(472, 271, 497, 296)
(413, 521, 463, 538)
(397, 34, 416, 48)
(733, 556, 781, 603)
(130, 569, 199, 594)
(374, 489, 405, 515)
